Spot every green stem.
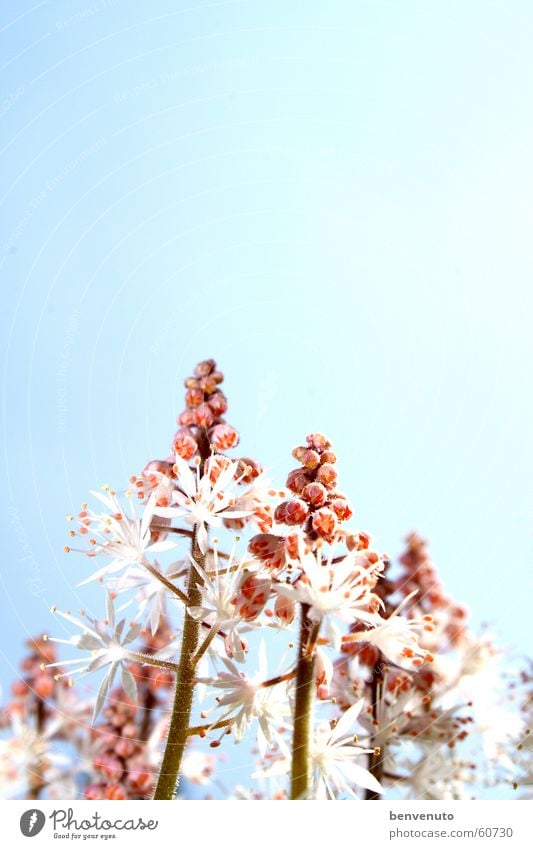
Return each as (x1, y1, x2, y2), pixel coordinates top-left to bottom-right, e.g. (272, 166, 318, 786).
(152, 532, 204, 799)
(290, 604, 316, 800)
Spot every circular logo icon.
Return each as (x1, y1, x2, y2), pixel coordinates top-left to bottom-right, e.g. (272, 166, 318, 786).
(20, 809, 46, 837)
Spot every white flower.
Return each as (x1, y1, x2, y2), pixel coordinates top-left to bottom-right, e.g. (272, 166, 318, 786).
(153, 455, 252, 553)
(275, 548, 383, 649)
(187, 544, 266, 663)
(181, 750, 216, 786)
(343, 595, 430, 669)
(73, 490, 177, 586)
(401, 747, 473, 800)
(258, 701, 382, 799)
(198, 643, 290, 755)
(45, 593, 141, 722)
(310, 701, 383, 799)
(106, 562, 173, 635)
(0, 714, 69, 800)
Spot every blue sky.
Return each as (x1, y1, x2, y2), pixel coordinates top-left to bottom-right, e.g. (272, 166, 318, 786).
(0, 0, 532, 795)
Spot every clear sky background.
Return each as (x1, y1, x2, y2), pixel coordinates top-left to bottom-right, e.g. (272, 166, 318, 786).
(0, 0, 532, 797)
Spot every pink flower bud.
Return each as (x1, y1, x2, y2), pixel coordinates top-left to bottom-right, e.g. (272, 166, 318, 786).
(330, 497, 353, 521)
(198, 375, 218, 394)
(208, 391, 228, 416)
(249, 533, 287, 570)
(105, 783, 128, 800)
(11, 680, 28, 697)
(306, 433, 330, 451)
(223, 516, 247, 531)
(291, 446, 307, 461)
(285, 532, 302, 560)
(185, 387, 204, 407)
(210, 423, 239, 450)
(274, 593, 296, 624)
(312, 506, 338, 542)
(286, 468, 310, 494)
(302, 481, 328, 507)
(345, 530, 372, 551)
(128, 766, 153, 793)
(321, 450, 337, 464)
(34, 674, 54, 699)
(84, 783, 105, 800)
(274, 499, 308, 526)
(94, 754, 123, 782)
(177, 409, 196, 427)
(235, 573, 272, 621)
(172, 430, 198, 460)
(115, 738, 136, 759)
(142, 459, 174, 485)
(300, 449, 320, 469)
(236, 457, 263, 483)
(194, 359, 216, 378)
(316, 463, 337, 489)
(194, 403, 215, 428)
(314, 648, 333, 691)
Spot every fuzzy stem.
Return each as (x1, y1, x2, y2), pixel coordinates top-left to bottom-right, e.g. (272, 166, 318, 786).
(142, 561, 189, 605)
(152, 532, 205, 799)
(27, 698, 46, 800)
(187, 718, 233, 736)
(127, 652, 179, 673)
(365, 655, 384, 800)
(290, 604, 316, 800)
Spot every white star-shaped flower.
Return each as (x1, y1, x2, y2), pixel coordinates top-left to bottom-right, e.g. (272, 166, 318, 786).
(275, 548, 383, 649)
(45, 593, 141, 722)
(74, 490, 177, 586)
(153, 455, 252, 553)
(198, 642, 290, 755)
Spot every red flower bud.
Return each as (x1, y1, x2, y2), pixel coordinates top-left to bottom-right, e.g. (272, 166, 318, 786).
(274, 593, 296, 625)
(301, 482, 328, 507)
(330, 497, 353, 521)
(210, 423, 239, 450)
(249, 534, 287, 570)
(345, 530, 372, 551)
(300, 449, 320, 470)
(194, 403, 214, 428)
(172, 430, 198, 460)
(33, 674, 54, 699)
(316, 463, 337, 489)
(312, 506, 338, 542)
(194, 359, 216, 378)
(286, 468, 310, 494)
(185, 387, 204, 407)
(105, 783, 128, 800)
(208, 391, 228, 416)
(306, 433, 330, 451)
(235, 573, 272, 621)
(274, 499, 308, 526)
(177, 409, 196, 427)
(84, 783, 105, 800)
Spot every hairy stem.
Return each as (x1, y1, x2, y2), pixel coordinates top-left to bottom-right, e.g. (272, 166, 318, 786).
(365, 656, 384, 800)
(290, 604, 316, 800)
(27, 698, 46, 800)
(152, 532, 204, 799)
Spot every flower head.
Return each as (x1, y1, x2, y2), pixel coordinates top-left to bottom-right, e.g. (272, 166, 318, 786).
(197, 643, 290, 755)
(275, 547, 384, 648)
(45, 594, 141, 722)
(154, 455, 252, 553)
(67, 489, 177, 586)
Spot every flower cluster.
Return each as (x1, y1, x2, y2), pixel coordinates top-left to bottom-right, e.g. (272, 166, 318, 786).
(1, 359, 523, 801)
